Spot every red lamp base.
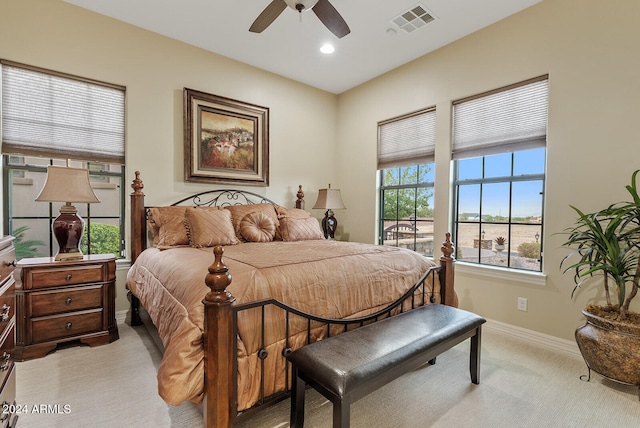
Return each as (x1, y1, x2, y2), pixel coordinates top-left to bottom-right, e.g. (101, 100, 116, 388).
(52, 204, 85, 261)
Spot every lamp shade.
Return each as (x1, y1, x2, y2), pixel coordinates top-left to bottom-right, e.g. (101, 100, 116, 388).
(35, 166, 100, 204)
(312, 187, 346, 210)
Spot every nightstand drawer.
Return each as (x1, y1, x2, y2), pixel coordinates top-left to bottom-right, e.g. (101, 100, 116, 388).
(30, 285, 102, 317)
(31, 309, 103, 344)
(26, 264, 105, 290)
(0, 282, 14, 336)
(0, 245, 15, 288)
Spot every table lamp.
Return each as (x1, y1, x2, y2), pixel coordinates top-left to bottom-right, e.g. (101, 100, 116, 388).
(312, 184, 346, 239)
(35, 165, 101, 260)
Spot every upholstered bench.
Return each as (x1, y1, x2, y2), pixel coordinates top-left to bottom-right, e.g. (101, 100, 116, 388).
(286, 304, 486, 428)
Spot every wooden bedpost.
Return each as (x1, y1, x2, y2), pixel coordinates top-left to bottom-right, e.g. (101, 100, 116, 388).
(203, 246, 236, 428)
(130, 171, 145, 263)
(295, 185, 305, 210)
(440, 233, 458, 307)
(128, 171, 146, 326)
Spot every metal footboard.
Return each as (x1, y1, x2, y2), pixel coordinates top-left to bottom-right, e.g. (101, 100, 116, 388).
(233, 264, 441, 414)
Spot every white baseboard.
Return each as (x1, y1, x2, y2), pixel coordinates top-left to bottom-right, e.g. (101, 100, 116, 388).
(116, 310, 128, 325)
(485, 318, 582, 359)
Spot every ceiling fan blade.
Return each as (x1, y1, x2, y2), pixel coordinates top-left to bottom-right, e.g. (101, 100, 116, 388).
(312, 0, 350, 38)
(249, 0, 288, 33)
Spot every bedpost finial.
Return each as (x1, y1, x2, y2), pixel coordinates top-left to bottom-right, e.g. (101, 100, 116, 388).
(131, 171, 144, 195)
(205, 246, 235, 304)
(295, 185, 305, 210)
(441, 232, 455, 261)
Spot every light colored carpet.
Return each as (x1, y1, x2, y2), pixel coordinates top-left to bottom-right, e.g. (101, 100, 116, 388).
(16, 322, 203, 427)
(16, 321, 640, 427)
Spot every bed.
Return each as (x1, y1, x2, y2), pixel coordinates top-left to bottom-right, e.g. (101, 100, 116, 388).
(125, 171, 457, 427)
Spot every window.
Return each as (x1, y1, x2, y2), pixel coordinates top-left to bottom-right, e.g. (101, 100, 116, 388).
(380, 164, 435, 256)
(452, 76, 548, 272)
(378, 108, 435, 257)
(1, 60, 125, 260)
(3, 157, 124, 260)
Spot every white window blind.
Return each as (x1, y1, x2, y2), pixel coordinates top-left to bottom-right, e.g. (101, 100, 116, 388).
(452, 76, 548, 160)
(378, 107, 436, 169)
(1, 60, 125, 164)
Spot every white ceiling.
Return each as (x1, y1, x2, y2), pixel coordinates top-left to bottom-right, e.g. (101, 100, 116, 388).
(64, 0, 542, 94)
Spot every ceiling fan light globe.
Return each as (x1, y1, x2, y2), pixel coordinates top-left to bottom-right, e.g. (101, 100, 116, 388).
(284, 0, 320, 12)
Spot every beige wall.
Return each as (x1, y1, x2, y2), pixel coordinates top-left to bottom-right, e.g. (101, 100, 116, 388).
(1, 0, 339, 312)
(336, 0, 640, 341)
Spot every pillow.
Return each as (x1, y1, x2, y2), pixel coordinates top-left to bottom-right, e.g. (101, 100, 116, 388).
(184, 206, 239, 248)
(147, 206, 189, 247)
(274, 205, 310, 240)
(224, 204, 280, 242)
(239, 212, 277, 243)
(279, 216, 324, 242)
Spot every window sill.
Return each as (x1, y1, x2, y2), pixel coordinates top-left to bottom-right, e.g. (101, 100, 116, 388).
(455, 261, 547, 286)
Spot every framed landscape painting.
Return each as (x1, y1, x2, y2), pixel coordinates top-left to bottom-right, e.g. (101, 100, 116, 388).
(184, 88, 269, 186)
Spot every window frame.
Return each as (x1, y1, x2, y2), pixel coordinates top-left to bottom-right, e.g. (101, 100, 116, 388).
(378, 164, 436, 257)
(2, 156, 125, 260)
(377, 107, 436, 256)
(452, 151, 544, 272)
(1, 60, 126, 260)
(450, 76, 548, 272)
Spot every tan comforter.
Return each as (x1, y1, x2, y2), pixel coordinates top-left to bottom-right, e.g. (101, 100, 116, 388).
(126, 240, 438, 410)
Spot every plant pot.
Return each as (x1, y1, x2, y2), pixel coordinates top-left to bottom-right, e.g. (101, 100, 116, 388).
(495, 244, 505, 252)
(575, 309, 640, 386)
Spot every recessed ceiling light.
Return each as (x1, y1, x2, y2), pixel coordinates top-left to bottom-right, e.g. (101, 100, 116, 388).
(320, 43, 335, 54)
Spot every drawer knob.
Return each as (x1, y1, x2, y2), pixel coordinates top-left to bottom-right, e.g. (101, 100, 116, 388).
(65, 274, 72, 281)
(4, 260, 15, 267)
(0, 401, 8, 421)
(0, 353, 10, 371)
(1, 304, 9, 322)
(66, 322, 72, 330)
(65, 297, 72, 305)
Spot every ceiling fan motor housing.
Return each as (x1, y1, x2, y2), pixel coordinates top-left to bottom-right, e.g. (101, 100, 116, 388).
(284, 0, 320, 12)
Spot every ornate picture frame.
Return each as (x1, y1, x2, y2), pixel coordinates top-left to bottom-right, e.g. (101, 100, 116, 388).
(184, 88, 269, 186)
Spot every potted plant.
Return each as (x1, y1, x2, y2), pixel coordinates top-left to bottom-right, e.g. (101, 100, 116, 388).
(560, 169, 640, 386)
(13, 225, 45, 260)
(494, 236, 506, 252)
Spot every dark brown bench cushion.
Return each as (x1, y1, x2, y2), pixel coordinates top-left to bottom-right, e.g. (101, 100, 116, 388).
(287, 304, 486, 403)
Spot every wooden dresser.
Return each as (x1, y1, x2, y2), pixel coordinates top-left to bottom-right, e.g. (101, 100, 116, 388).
(14, 254, 118, 361)
(0, 236, 17, 428)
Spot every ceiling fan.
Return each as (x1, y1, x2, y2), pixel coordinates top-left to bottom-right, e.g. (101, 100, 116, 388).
(249, 0, 351, 39)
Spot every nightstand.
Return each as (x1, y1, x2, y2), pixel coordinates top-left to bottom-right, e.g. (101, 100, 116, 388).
(14, 254, 118, 361)
(0, 236, 17, 428)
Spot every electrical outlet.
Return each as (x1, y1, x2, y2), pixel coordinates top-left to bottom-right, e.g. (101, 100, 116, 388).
(517, 297, 528, 312)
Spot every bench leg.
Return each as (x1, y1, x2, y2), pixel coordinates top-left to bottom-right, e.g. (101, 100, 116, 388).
(333, 397, 350, 428)
(290, 365, 306, 428)
(470, 326, 482, 384)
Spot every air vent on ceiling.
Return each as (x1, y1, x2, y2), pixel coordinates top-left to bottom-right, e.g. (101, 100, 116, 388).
(391, 3, 435, 33)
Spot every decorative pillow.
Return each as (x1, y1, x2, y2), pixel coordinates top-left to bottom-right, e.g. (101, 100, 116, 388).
(224, 204, 280, 242)
(239, 212, 277, 243)
(274, 205, 311, 240)
(279, 216, 324, 242)
(184, 206, 239, 248)
(147, 206, 189, 247)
